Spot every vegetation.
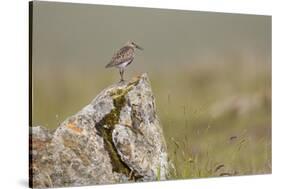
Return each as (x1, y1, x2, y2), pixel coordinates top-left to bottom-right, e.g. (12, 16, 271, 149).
(33, 59, 271, 179)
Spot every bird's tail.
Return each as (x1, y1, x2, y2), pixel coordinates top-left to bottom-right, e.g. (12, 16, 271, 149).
(105, 62, 113, 68)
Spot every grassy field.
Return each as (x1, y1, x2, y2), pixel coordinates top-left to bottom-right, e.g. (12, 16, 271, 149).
(156, 62, 271, 178)
(32, 57, 271, 179)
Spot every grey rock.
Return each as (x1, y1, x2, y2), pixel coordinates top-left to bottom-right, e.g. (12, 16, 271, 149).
(30, 126, 54, 188)
(30, 73, 169, 188)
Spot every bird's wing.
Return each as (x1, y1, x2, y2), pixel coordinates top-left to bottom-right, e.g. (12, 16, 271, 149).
(106, 46, 134, 68)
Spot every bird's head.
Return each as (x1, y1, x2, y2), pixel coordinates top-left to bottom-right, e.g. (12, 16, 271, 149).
(126, 41, 143, 50)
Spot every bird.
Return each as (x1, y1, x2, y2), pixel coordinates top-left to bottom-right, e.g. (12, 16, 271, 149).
(106, 41, 143, 82)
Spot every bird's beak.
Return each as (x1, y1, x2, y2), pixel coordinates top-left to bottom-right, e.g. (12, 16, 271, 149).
(136, 44, 143, 50)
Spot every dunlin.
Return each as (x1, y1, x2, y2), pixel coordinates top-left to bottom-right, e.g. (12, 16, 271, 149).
(106, 41, 143, 82)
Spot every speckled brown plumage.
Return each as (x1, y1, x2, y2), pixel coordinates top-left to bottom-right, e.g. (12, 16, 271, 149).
(106, 41, 143, 82)
(106, 46, 135, 68)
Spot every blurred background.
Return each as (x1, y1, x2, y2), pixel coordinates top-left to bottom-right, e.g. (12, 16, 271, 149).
(31, 1, 271, 178)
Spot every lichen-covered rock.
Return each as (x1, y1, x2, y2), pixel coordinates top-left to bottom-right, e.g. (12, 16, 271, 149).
(30, 73, 169, 188)
(30, 126, 54, 188)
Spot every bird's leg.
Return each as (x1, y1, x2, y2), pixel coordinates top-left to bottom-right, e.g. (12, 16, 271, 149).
(119, 68, 124, 82)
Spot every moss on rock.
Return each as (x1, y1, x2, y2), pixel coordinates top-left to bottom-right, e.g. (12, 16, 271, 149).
(95, 83, 139, 178)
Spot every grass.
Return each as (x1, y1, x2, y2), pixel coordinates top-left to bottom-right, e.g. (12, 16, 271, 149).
(155, 61, 271, 179)
(32, 58, 271, 179)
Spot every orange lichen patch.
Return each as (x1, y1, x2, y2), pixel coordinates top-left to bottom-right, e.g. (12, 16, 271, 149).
(32, 139, 48, 151)
(67, 121, 83, 134)
(130, 75, 141, 83)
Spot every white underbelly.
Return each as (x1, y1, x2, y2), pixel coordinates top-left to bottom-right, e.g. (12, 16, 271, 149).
(117, 60, 131, 68)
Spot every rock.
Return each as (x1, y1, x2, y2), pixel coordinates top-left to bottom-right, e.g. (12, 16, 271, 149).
(30, 73, 169, 188)
(30, 126, 54, 188)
